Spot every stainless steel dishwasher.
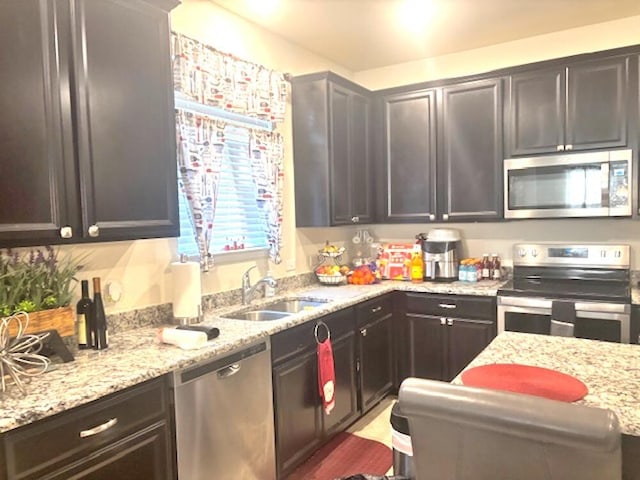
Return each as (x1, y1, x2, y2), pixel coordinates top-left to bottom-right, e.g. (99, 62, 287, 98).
(171, 340, 276, 480)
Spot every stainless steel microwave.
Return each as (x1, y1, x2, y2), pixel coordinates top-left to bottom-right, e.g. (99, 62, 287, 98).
(504, 149, 632, 219)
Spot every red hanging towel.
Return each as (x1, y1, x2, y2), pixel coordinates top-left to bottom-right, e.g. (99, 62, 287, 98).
(317, 337, 336, 415)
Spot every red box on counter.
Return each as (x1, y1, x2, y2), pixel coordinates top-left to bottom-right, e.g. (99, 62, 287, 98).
(377, 243, 415, 280)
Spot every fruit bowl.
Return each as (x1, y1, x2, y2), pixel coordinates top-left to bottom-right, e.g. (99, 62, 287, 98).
(318, 247, 346, 258)
(316, 273, 347, 285)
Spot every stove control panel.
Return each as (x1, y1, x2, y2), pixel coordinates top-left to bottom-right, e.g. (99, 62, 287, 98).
(512, 244, 630, 268)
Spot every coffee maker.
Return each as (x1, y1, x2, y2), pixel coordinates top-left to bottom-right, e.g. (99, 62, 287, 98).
(416, 229, 461, 282)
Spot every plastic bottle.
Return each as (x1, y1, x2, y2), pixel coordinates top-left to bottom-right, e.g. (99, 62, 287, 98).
(264, 270, 276, 297)
(410, 244, 424, 283)
(481, 254, 490, 280)
(491, 254, 502, 280)
(458, 260, 466, 282)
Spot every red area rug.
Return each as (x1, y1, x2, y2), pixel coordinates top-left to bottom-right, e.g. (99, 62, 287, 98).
(287, 432, 392, 480)
(461, 363, 588, 402)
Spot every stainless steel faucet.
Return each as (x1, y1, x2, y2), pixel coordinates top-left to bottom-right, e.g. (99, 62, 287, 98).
(241, 265, 277, 305)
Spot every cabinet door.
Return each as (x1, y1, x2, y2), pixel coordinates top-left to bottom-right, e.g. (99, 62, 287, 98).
(272, 349, 323, 478)
(0, 0, 75, 247)
(381, 90, 437, 222)
(446, 318, 496, 381)
(329, 84, 352, 225)
(358, 313, 394, 413)
(405, 314, 446, 381)
(44, 423, 173, 480)
(508, 68, 565, 156)
(566, 57, 628, 151)
(71, 0, 178, 241)
(349, 92, 373, 224)
(323, 331, 359, 437)
(440, 79, 503, 221)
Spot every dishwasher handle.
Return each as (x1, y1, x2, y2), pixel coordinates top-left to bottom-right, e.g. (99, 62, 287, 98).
(217, 364, 241, 379)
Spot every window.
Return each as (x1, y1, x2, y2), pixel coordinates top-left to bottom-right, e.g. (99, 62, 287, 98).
(176, 107, 271, 258)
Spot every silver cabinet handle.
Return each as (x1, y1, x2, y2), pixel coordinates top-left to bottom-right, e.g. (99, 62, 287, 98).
(88, 224, 100, 237)
(442, 214, 449, 221)
(60, 226, 73, 239)
(371, 306, 382, 313)
(440, 317, 446, 325)
(80, 417, 118, 438)
(556, 145, 564, 151)
(438, 303, 456, 309)
(429, 214, 435, 221)
(361, 328, 367, 336)
(351, 216, 360, 223)
(565, 144, 573, 150)
(447, 319, 453, 326)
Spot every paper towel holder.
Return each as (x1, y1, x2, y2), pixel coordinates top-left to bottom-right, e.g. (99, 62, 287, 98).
(174, 304, 204, 326)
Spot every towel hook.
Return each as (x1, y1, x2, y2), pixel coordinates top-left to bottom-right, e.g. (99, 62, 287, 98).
(314, 321, 330, 344)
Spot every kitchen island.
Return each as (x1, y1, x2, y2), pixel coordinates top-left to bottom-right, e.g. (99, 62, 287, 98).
(457, 332, 640, 479)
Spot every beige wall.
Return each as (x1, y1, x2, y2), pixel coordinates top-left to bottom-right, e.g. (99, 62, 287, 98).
(354, 15, 640, 90)
(62, 5, 640, 314)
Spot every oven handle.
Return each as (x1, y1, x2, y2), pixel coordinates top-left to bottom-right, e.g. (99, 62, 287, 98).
(601, 162, 610, 208)
(497, 296, 630, 314)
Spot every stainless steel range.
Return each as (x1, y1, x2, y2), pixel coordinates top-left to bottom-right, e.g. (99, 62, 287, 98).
(497, 243, 631, 343)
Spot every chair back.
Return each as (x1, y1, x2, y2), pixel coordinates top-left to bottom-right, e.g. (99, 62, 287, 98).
(398, 377, 621, 480)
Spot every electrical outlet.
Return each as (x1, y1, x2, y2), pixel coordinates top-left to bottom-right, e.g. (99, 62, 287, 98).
(286, 258, 296, 271)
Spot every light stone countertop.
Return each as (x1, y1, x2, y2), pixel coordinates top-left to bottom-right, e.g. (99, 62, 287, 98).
(455, 331, 640, 436)
(0, 279, 505, 434)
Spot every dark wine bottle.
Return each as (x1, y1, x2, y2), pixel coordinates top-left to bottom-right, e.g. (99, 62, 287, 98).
(92, 277, 108, 350)
(76, 280, 94, 349)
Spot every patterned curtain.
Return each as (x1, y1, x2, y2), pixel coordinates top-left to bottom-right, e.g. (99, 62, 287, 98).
(172, 33, 288, 123)
(175, 111, 223, 259)
(171, 32, 288, 263)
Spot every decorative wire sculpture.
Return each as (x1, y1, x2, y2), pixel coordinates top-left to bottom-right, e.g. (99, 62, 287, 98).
(0, 312, 51, 394)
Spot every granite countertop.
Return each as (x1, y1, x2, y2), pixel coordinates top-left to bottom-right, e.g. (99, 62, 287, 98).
(455, 331, 640, 436)
(0, 279, 504, 434)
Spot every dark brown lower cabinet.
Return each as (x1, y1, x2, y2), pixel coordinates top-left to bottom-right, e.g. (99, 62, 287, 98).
(397, 293, 497, 384)
(356, 295, 394, 413)
(271, 298, 394, 479)
(1, 376, 174, 480)
(272, 348, 324, 477)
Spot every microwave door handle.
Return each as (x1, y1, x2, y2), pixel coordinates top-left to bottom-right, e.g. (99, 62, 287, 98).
(601, 162, 610, 208)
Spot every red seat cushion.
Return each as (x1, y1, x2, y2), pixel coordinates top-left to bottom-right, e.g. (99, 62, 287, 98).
(461, 363, 588, 402)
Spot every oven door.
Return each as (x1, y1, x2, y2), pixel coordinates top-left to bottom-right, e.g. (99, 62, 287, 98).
(497, 296, 630, 343)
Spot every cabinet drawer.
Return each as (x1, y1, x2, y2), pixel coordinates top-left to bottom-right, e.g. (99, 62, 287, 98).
(4, 376, 169, 479)
(271, 308, 355, 364)
(355, 294, 394, 327)
(406, 293, 496, 321)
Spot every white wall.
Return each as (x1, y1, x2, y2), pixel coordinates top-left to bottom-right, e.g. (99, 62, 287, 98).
(354, 15, 640, 90)
(60, 5, 640, 314)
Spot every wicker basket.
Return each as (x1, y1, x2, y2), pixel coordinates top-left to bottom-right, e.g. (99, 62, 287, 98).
(316, 273, 347, 285)
(4, 306, 74, 337)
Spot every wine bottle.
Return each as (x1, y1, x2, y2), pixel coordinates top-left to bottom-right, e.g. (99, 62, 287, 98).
(76, 280, 94, 349)
(92, 277, 109, 350)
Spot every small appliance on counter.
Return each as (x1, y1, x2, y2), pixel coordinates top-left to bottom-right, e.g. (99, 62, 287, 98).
(417, 229, 461, 282)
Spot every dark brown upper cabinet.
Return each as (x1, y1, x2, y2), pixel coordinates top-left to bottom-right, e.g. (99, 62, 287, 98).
(292, 72, 373, 227)
(438, 78, 504, 221)
(507, 56, 629, 157)
(378, 89, 438, 223)
(0, 0, 179, 248)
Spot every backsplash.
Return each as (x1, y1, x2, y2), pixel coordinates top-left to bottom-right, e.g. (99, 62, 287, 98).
(106, 272, 317, 335)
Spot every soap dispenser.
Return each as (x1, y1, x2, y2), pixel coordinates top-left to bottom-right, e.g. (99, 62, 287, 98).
(265, 270, 276, 297)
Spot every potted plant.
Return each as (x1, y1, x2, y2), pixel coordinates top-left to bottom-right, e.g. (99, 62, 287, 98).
(0, 246, 85, 337)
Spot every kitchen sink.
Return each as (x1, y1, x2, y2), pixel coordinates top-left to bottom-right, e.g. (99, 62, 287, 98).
(222, 297, 331, 321)
(224, 310, 292, 321)
(262, 298, 329, 313)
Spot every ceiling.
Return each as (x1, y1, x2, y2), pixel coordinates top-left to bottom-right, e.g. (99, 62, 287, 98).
(210, 0, 640, 71)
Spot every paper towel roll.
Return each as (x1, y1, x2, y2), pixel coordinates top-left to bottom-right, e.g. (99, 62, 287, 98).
(171, 261, 201, 319)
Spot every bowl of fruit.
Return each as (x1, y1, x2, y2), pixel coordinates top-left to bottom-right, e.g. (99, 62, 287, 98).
(319, 242, 346, 258)
(347, 263, 380, 285)
(315, 264, 350, 285)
